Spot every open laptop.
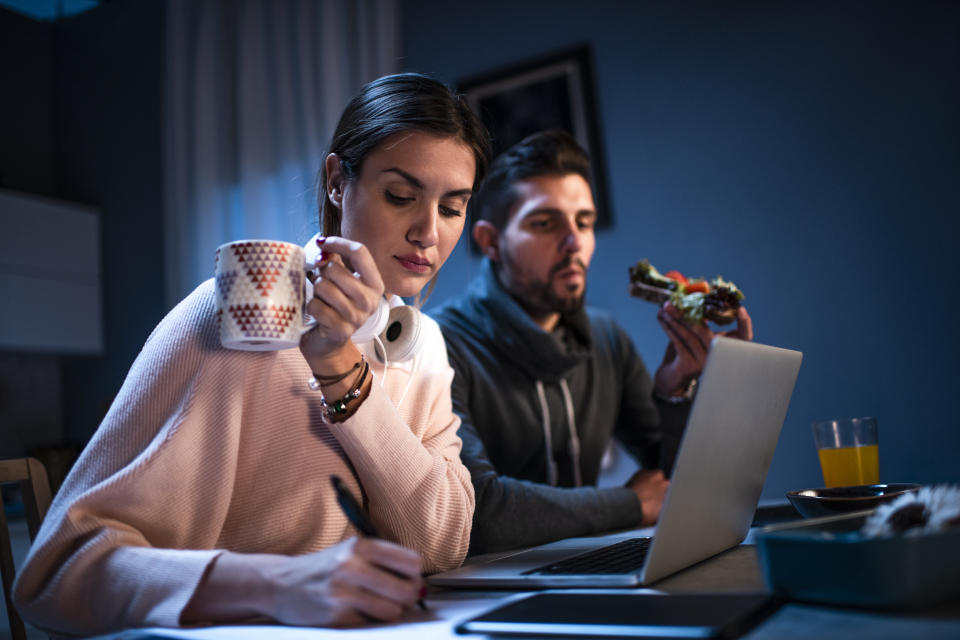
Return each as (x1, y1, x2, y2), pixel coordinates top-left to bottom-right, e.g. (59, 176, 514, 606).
(429, 336, 802, 588)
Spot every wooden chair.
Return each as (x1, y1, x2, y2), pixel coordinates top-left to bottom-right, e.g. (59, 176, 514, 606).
(1, 457, 52, 640)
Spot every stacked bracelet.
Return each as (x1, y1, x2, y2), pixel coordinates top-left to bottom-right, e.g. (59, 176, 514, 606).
(317, 357, 370, 423)
(307, 359, 362, 391)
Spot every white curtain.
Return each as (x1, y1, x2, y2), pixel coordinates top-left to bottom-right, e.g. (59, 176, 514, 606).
(164, 0, 400, 306)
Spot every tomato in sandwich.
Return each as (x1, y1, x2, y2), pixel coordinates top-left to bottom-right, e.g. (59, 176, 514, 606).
(663, 270, 688, 285)
(683, 281, 710, 294)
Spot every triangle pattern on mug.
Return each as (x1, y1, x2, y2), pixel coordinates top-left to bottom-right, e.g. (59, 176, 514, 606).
(231, 241, 294, 262)
(228, 303, 297, 338)
(246, 266, 282, 297)
(232, 242, 294, 298)
(216, 269, 239, 300)
(288, 268, 304, 304)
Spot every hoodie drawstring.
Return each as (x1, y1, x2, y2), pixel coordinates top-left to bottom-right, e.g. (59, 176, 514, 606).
(535, 379, 582, 487)
(534, 381, 558, 486)
(559, 379, 583, 488)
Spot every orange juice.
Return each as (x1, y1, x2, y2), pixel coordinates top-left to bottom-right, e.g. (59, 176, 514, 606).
(817, 444, 879, 487)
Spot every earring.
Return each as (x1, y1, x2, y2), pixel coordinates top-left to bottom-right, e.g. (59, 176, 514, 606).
(328, 181, 344, 204)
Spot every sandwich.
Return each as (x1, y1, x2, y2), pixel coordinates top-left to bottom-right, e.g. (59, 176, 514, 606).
(629, 259, 744, 325)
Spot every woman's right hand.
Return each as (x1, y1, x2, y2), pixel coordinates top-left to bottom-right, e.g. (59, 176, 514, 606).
(268, 537, 424, 626)
(300, 236, 385, 365)
(183, 537, 425, 627)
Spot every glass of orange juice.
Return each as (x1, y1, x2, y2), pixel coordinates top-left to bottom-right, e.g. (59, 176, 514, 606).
(811, 417, 879, 487)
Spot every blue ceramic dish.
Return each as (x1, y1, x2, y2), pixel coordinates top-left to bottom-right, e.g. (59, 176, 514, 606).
(756, 511, 960, 609)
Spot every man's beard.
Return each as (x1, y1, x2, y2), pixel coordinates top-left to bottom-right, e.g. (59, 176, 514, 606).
(499, 251, 587, 317)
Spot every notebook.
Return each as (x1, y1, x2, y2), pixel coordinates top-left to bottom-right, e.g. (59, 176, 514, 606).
(429, 336, 802, 588)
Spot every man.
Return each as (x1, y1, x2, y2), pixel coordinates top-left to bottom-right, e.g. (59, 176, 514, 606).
(431, 130, 753, 555)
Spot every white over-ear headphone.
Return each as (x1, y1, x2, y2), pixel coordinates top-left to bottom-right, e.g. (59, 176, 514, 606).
(350, 296, 390, 344)
(376, 305, 423, 363)
(304, 234, 425, 362)
(350, 297, 424, 363)
(350, 298, 425, 362)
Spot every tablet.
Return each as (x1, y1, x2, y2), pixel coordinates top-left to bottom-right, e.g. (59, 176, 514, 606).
(455, 591, 779, 639)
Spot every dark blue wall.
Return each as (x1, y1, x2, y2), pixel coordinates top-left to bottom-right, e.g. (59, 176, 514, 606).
(0, 8, 56, 195)
(403, 0, 960, 498)
(0, 1, 165, 447)
(54, 0, 165, 445)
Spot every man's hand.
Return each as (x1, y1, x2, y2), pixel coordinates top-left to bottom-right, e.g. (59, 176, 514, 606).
(625, 469, 670, 527)
(653, 304, 753, 397)
(722, 305, 753, 341)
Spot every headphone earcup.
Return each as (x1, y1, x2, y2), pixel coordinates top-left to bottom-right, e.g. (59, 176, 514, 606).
(351, 297, 390, 344)
(375, 305, 424, 363)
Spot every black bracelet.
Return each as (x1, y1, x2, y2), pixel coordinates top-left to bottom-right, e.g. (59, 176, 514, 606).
(307, 360, 361, 390)
(319, 358, 370, 423)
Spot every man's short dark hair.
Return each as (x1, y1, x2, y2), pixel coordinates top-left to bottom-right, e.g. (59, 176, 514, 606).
(470, 130, 591, 231)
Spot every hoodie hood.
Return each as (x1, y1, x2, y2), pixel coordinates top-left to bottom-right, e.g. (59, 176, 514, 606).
(437, 259, 592, 383)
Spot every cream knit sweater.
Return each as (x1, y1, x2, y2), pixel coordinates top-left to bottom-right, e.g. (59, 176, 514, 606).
(12, 280, 474, 636)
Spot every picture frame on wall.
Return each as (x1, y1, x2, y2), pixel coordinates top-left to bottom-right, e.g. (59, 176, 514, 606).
(457, 44, 612, 249)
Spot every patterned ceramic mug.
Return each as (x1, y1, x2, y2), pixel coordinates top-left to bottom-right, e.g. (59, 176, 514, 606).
(214, 239, 315, 350)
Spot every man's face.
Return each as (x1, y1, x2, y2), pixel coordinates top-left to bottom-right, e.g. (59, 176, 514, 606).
(495, 174, 597, 316)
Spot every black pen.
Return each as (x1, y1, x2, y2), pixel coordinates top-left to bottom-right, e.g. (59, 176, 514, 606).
(330, 474, 427, 610)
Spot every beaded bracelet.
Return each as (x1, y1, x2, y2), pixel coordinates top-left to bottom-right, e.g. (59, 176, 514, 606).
(318, 358, 370, 423)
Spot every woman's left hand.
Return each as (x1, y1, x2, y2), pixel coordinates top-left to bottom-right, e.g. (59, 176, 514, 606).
(301, 236, 385, 365)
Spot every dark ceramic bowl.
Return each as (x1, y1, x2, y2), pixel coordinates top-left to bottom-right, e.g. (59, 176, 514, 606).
(786, 483, 921, 519)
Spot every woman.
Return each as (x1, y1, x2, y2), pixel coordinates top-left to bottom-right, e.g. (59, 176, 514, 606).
(13, 73, 491, 634)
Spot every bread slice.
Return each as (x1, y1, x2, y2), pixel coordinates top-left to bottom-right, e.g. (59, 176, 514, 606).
(628, 281, 672, 304)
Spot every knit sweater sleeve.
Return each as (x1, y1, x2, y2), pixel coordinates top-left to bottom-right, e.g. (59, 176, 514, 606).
(12, 282, 243, 636)
(327, 314, 475, 573)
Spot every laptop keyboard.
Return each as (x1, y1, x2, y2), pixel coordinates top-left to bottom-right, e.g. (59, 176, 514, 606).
(522, 537, 652, 575)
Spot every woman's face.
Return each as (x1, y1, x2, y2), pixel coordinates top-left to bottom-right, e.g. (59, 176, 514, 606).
(330, 132, 476, 298)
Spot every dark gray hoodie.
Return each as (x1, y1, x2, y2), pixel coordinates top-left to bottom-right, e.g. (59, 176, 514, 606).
(431, 259, 689, 554)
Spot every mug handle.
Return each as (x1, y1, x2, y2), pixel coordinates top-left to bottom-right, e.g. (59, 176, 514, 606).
(301, 275, 318, 335)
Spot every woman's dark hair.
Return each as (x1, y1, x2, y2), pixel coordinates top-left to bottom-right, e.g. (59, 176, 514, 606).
(318, 73, 492, 237)
(470, 129, 591, 232)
